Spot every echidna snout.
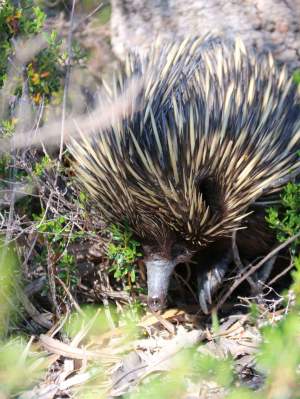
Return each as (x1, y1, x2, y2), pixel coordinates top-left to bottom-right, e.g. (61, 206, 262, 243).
(144, 243, 193, 312)
(146, 257, 174, 312)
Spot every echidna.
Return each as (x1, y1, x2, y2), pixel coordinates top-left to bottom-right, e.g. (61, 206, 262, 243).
(69, 37, 300, 313)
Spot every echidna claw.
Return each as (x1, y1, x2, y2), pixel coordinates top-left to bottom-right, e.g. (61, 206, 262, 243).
(214, 268, 222, 284)
(197, 252, 232, 314)
(204, 277, 212, 305)
(199, 291, 209, 315)
(198, 275, 213, 314)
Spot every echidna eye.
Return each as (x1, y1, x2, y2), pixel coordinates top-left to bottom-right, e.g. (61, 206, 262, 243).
(142, 244, 153, 256)
(171, 244, 188, 258)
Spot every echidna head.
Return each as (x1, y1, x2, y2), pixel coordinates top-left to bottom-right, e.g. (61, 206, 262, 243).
(142, 235, 194, 312)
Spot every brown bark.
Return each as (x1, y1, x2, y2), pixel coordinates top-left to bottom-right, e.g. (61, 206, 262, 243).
(110, 0, 300, 70)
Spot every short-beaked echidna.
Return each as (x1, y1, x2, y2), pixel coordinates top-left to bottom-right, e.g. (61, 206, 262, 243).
(69, 37, 300, 313)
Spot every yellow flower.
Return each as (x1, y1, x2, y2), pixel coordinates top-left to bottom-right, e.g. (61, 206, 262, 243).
(6, 11, 21, 33)
(31, 73, 40, 85)
(32, 93, 41, 104)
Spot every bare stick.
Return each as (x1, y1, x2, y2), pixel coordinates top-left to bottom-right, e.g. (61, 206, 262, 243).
(55, 275, 84, 316)
(268, 258, 294, 285)
(58, 0, 76, 164)
(217, 231, 300, 310)
(47, 241, 60, 318)
(72, 3, 103, 32)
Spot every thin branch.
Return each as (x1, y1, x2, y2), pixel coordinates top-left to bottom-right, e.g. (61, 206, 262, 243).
(55, 275, 84, 316)
(58, 0, 76, 164)
(268, 258, 295, 285)
(72, 2, 103, 32)
(217, 231, 300, 310)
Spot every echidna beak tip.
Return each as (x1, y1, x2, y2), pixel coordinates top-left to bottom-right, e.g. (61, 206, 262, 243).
(147, 295, 166, 313)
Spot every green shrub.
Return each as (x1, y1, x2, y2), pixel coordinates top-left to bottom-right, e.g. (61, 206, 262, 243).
(25, 30, 63, 104)
(266, 182, 300, 302)
(33, 212, 84, 290)
(0, 0, 85, 108)
(107, 224, 142, 286)
(266, 182, 300, 250)
(0, 1, 45, 87)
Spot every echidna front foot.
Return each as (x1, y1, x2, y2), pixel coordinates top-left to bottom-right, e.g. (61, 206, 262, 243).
(197, 252, 232, 314)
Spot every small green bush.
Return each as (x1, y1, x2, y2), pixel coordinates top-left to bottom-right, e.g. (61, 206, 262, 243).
(107, 224, 142, 286)
(0, 0, 86, 110)
(266, 182, 300, 302)
(266, 182, 300, 250)
(33, 212, 84, 290)
(0, 2, 45, 86)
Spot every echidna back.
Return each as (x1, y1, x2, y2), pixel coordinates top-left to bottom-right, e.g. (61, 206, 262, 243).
(69, 37, 300, 246)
